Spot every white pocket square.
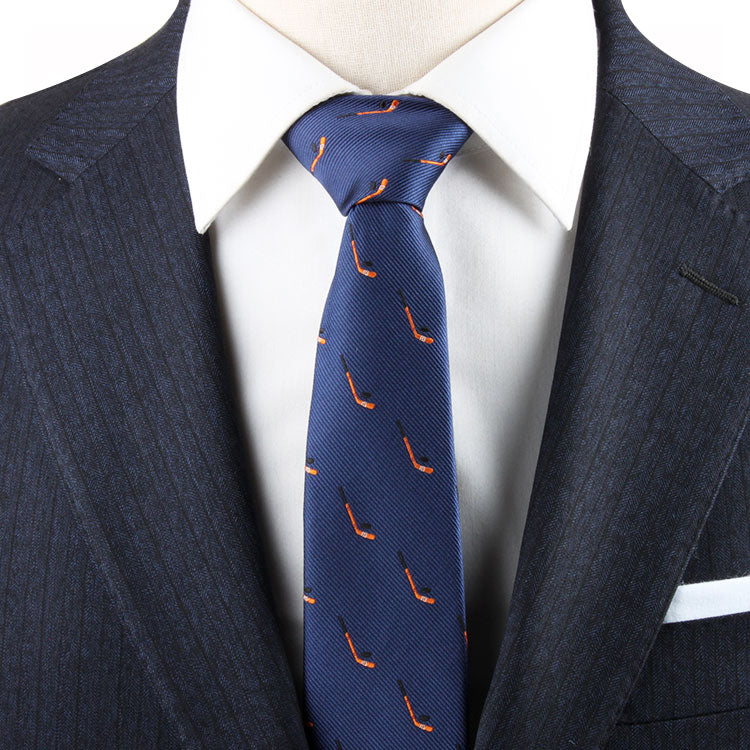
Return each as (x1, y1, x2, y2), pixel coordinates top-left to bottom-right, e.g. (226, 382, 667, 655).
(663, 574, 750, 624)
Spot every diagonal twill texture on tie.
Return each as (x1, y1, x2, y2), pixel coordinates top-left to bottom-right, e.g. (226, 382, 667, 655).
(283, 93, 472, 750)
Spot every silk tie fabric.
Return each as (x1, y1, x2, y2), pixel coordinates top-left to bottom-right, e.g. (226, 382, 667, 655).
(283, 94, 473, 750)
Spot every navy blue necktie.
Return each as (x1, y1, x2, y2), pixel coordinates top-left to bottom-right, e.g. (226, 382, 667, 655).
(283, 94, 472, 749)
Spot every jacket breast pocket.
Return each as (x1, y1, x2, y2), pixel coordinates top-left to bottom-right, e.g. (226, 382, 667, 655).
(607, 702, 750, 750)
(605, 578, 750, 750)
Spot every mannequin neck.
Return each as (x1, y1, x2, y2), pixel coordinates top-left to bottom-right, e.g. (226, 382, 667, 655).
(236, 0, 525, 93)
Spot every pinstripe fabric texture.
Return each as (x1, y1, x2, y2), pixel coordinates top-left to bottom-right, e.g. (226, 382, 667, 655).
(0, 0, 747, 747)
(607, 707, 750, 750)
(619, 611, 750, 725)
(597, 0, 750, 196)
(0, 3, 306, 747)
(472, 2, 750, 747)
(684, 428, 750, 584)
(0, 347, 178, 748)
(283, 94, 472, 748)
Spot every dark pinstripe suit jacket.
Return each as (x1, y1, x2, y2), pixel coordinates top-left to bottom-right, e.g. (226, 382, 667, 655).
(0, 0, 748, 747)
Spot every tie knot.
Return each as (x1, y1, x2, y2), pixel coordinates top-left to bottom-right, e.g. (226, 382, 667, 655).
(282, 94, 471, 214)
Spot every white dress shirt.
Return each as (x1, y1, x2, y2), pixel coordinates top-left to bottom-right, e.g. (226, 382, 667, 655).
(176, 0, 597, 720)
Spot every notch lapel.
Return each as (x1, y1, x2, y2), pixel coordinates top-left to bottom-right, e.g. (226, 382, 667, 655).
(474, 0, 750, 747)
(0, 1, 307, 747)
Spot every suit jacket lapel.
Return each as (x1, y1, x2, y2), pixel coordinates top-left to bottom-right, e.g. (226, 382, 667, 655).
(0, 1, 307, 747)
(474, 0, 750, 747)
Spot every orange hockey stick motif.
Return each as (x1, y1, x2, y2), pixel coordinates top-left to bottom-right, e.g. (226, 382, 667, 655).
(310, 136, 326, 173)
(339, 616, 375, 668)
(337, 98, 400, 118)
(341, 355, 375, 409)
(396, 420, 433, 473)
(404, 151, 453, 167)
(398, 550, 435, 605)
(398, 289, 434, 344)
(348, 224, 376, 278)
(355, 178, 388, 205)
(305, 457, 318, 476)
(397, 679, 434, 732)
(303, 586, 316, 605)
(339, 485, 375, 540)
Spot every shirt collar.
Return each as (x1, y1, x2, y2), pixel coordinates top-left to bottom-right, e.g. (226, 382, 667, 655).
(177, 0, 597, 234)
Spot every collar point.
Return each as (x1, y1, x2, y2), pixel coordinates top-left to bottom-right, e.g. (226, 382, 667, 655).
(193, 205, 215, 235)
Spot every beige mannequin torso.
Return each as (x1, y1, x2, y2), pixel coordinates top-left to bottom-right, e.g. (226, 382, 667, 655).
(236, 0, 525, 93)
